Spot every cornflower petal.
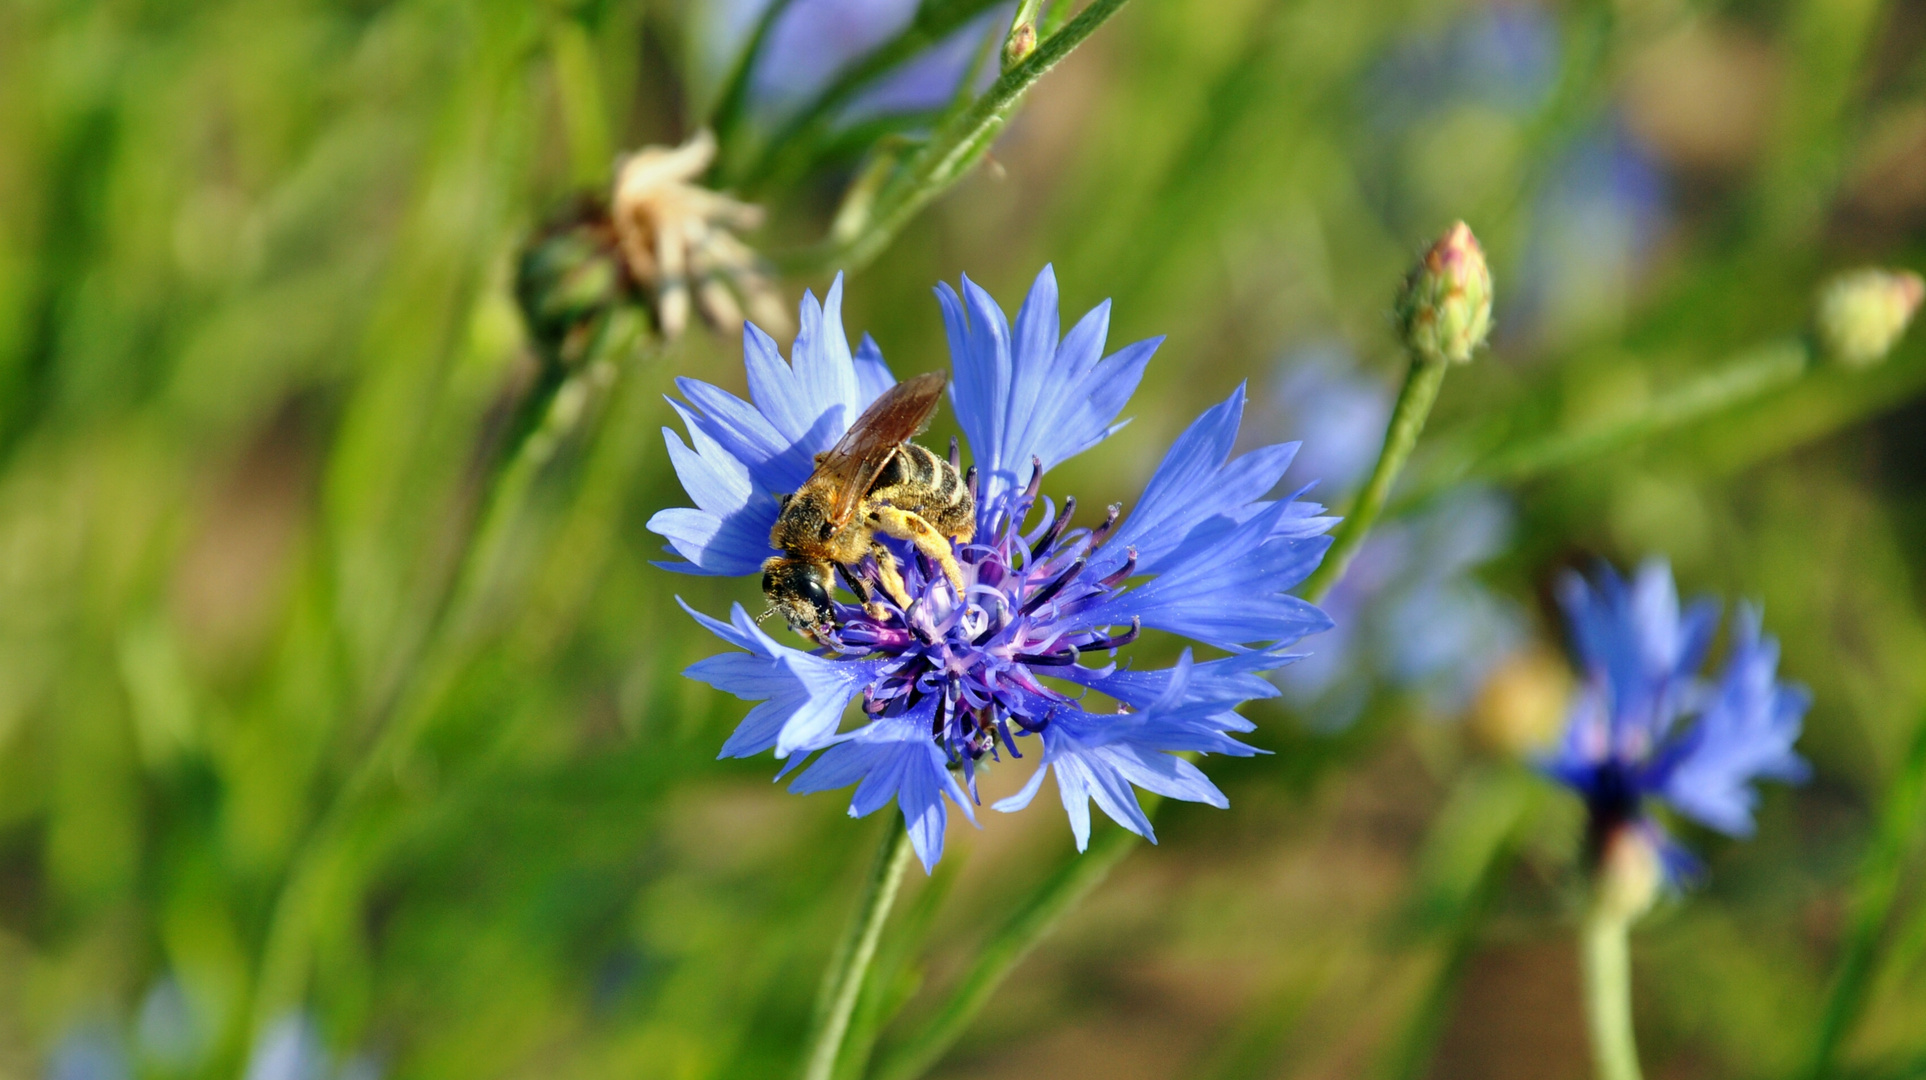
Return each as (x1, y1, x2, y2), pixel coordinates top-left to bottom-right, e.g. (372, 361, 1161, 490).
(1079, 501, 1334, 649)
(993, 655, 1239, 849)
(940, 266, 1157, 518)
(679, 600, 887, 757)
(1092, 385, 1326, 579)
(789, 700, 978, 872)
(1659, 606, 1812, 836)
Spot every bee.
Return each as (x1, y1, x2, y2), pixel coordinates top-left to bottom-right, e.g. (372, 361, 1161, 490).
(761, 371, 975, 635)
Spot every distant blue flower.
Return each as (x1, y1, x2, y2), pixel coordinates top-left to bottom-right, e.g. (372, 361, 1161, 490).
(47, 1028, 128, 1080)
(1367, 3, 1559, 123)
(135, 978, 205, 1072)
(652, 267, 1337, 870)
(1262, 344, 1391, 496)
(1263, 348, 1521, 726)
(1515, 123, 1668, 340)
(243, 1014, 378, 1080)
(1543, 560, 1811, 882)
(245, 1016, 330, 1080)
(701, 0, 1011, 129)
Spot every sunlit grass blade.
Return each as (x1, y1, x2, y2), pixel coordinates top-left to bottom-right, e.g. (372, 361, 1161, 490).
(1802, 707, 1926, 1080)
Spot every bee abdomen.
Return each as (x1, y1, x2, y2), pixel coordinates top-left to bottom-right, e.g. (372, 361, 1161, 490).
(873, 443, 973, 534)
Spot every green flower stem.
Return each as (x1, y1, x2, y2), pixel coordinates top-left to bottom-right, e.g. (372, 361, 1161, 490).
(1298, 355, 1451, 604)
(1803, 709, 1926, 1079)
(869, 811, 1147, 1080)
(804, 818, 917, 1080)
(1581, 906, 1645, 1080)
(778, 0, 1132, 276)
(1392, 338, 1809, 514)
(737, 0, 1006, 190)
(708, 0, 798, 159)
(834, 856, 962, 1080)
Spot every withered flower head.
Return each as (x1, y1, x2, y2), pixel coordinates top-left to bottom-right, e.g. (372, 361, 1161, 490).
(610, 130, 791, 339)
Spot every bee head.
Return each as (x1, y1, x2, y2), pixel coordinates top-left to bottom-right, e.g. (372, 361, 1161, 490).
(759, 557, 835, 635)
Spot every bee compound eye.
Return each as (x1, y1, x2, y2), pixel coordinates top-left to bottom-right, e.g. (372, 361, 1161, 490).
(802, 576, 833, 613)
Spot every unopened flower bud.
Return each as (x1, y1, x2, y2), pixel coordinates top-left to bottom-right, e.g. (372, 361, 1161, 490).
(516, 196, 628, 372)
(1592, 822, 1662, 926)
(1003, 20, 1037, 69)
(1815, 268, 1923, 369)
(1396, 221, 1493, 365)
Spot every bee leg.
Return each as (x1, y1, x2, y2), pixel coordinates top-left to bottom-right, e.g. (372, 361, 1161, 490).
(871, 507, 967, 594)
(840, 559, 895, 620)
(860, 544, 910, 613)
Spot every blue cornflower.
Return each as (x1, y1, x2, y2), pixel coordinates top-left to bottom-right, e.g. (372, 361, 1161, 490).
(1543, 560, 1811, 883)
(652, 267, 1336, 870)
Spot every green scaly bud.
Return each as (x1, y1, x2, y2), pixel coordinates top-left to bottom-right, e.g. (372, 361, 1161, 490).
(1396, 220, 1493, 365)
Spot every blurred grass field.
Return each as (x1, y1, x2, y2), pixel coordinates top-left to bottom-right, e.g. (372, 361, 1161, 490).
(3, 0, 1926, 1077)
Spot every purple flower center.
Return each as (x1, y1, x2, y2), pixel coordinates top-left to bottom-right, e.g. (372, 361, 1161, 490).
(809, 458, 1141, 786)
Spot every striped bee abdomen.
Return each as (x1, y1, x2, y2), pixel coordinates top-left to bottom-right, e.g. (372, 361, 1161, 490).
(868, 442, 975, 540)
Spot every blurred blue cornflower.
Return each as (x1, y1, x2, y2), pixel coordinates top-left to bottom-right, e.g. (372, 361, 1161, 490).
(1544, 560, 1811, 884)
(47, 1028, 128, 1080)
(700, 0, 1011, 130)
(1262, 346, 1522, 727)
(651, 267, 1336, 869)
(243, 1014, 379, 1080)
(46, 978, 211, 1080)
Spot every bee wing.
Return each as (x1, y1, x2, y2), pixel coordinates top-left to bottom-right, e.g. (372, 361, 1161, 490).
(814, 371, 949, 528)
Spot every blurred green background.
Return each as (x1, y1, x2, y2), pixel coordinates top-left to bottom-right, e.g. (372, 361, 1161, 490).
(3, 0, 1926, 1077)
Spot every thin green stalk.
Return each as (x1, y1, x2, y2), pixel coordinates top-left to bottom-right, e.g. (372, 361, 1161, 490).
(804, 818, 917, 1080)
(1581, 908, 1645, 1080)
(1803, 709, 1926, 1079)
(737, 0, 1006, 190)
(869, 818, 1144, 1080)
(1393, 338, 1810, 514)
(1299, 356, 1450, 603)
(708, 0, 798, 156)
(779, 0, 1132, 275)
